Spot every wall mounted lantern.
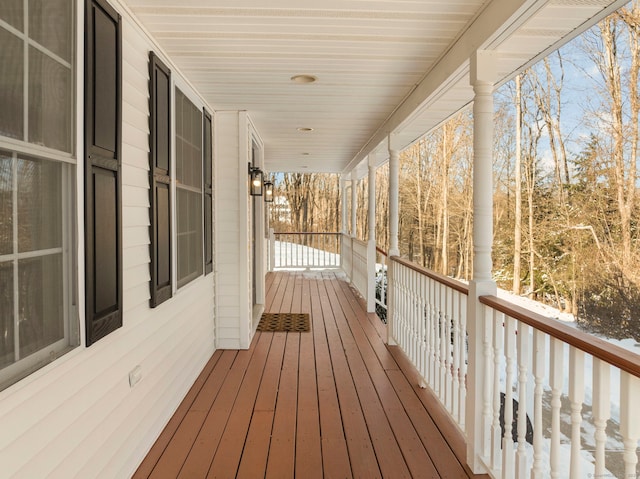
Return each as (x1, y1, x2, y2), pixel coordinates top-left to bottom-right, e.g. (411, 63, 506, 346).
(249, 164, 263, 196)
(264, 181, 274, 202)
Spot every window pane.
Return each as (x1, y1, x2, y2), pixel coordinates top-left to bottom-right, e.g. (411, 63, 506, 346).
(0, 154, 12, 255)
(0, 27, 24, 141)
(18, 253, 63, 357)
(17, 157, 62, 253)
(175, 89, 203, 287)
(0, 261, 14, 369)
(175, 89, 202, 188)
(177, 189, 202, 285)
(29, 0, 72, 62)
(29, 47, 72, 152)
(0, 0, 23, 32)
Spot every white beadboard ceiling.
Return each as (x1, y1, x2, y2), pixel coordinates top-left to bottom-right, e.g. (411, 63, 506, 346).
(124, 0, 626, 175)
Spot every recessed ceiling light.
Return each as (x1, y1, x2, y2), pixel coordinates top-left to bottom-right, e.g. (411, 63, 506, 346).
(291, 74, 317, 84)
(297, 127, 314, 132)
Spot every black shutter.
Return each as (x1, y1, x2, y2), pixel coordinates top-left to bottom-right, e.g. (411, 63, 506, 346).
(149, 52, 173, 306)
(203, 110, 213, 275)
(84, 0, 122, 345)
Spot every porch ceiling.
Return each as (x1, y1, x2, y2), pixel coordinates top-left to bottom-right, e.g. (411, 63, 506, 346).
(124, 0, 625, 175)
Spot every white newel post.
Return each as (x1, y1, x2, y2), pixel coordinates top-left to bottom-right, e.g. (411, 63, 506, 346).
(387, 138, 400, 345)
(367, 162, 376, 312)
(466, 50, 498, 473)
(269, 228, 275, 272)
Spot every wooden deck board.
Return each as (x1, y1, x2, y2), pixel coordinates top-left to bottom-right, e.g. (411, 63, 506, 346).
(134, 271, 488, 479)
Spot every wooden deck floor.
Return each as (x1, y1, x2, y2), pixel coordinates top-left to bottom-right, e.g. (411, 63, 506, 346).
(134, 271, 487, 479)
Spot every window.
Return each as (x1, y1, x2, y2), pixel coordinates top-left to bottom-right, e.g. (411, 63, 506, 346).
(0, 0, 77, 389)
(175, 88, 203, 288)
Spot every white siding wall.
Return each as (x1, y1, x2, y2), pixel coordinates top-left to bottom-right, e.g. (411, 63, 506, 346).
(0, 4, 216, 478)
(214, 111, 265, 350)
(215, 112, 246, 349)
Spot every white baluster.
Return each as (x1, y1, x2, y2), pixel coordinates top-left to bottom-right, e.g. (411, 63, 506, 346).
(458, 294, 467, 430)
(416, 273, 423, 380)
(550, 338, 564, 479)
(515, 322, 529, 478)
(420, 274, 427, 382)
(491, 310, 504, 471)
(531, 330, 545, 479)
(427, 277, 435, 388)
(592, 358, 610, 478)
(409, 269, 415, 365)
(568, 347, 584, 479)
(502, 315, 515, 476)
(434, 282, 442, 396)
(398, 265, 407, 349)
(445, 287, 453, 411)
(429, 278, 438, 391)
(414, 271, 420, 371)
(481, 304, 494, 460)
(620, 371, 640, 479)
(452, 290, 461, 421)
(439, 283, 447, 401)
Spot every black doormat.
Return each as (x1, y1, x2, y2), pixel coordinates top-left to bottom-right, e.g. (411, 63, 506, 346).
(258, 313, 310, 332)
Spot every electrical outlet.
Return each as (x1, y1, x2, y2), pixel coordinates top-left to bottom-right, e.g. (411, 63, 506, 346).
(129, 365, 142, 388)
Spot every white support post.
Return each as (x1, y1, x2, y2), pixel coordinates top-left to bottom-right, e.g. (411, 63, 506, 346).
(388, 138, 400, 257)
(366, 163, 377, 312)
(340, 176, 347, 271)
(351, 174, 358, 238)
(340, 176, 348, 235)
(387, 137, 400, 346)
(466, 49, 498, 474)
(368, 163, 376, 243)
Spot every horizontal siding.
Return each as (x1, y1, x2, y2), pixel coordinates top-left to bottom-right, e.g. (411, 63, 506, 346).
(123, 184, 150, 208)
(214, 111, 245, 349)
(0, 7, 216, 479)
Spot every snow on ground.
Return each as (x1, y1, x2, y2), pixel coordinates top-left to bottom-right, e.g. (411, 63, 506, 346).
(496, 289, 576, 323)
(273, 240, 340, 268)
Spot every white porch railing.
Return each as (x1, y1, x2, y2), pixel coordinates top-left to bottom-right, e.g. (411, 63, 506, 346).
(477, 295, 640, 479)
(339, 235, 376, 312)
(386, 254, 640, 479)
(341, 233, 353, 278)
(350, 238, 368, 306)
(271, 232, 341, 269)
(387, 256, 469, 429)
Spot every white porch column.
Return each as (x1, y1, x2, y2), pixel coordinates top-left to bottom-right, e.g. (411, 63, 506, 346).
(340, 176, 348, 234)
(368, 164, 376, 243)
(366, 162, 377, 312)
(466, 50, 498, 474)
(386, 138, 400, 345)
(351, 174, 358, 238)
(388, 139, 400, 257)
